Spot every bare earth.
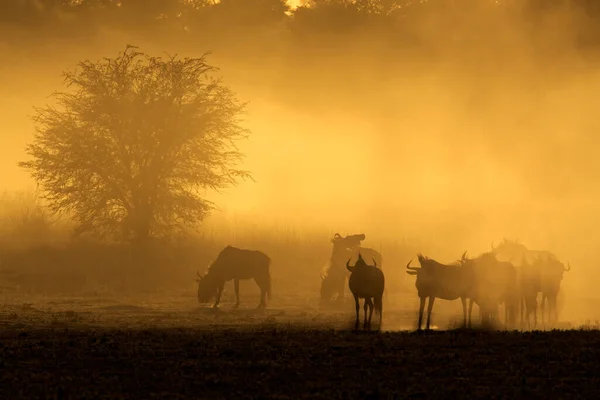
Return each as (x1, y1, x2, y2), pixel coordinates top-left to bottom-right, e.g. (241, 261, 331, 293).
(0, 291, 597, 399)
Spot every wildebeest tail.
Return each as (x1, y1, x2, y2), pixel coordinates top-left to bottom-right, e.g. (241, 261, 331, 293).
(374, 296, 383, 317)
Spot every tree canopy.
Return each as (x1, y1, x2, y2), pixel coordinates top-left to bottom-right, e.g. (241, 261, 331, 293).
(19, 45, 252, 243)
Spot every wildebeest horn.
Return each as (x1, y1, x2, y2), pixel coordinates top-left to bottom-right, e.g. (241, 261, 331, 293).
(334, 233, 342, 239)
(373, 258, 377, 268)
(565, 262, 571, 272)
(461, 251, 468, 261)
(346, 259, 351, 269)
(320, 272, 326, 281)
(406, 260, 418, 270)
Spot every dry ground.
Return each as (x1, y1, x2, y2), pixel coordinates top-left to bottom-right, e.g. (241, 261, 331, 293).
(0, 290, 597, 399)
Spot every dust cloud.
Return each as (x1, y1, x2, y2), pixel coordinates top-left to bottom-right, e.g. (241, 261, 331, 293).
(0, 1, 599, 327)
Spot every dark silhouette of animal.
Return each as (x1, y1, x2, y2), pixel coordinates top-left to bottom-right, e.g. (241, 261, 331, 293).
(195, 246, 271, 309)
(346, 253, 385, 330)
(518, 255, 540, 329)
(320, 232, 382, 302)
(460, 252, 519, 329)
(533, 254, 570, 326)
(492, 239, 570, 328)
(406, 253, 474, 330)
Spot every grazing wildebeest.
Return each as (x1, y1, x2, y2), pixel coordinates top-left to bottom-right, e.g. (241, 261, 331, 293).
(460, 252, 519, 329)
(346, 253, 385, 330)
(406, 253, 474, 330)
(195, 246, 272, 309)
(320, 233, 383, 303)
(492, 239, 570, 328)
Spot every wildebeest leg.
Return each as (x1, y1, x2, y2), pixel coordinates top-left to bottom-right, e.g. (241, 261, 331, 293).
(364, 297, 373, 329)
(363, 297, 371, 329)
(460, 297, 467, 328)
(426, 297, 436, 330)
(367, 298, 375, 330)
(354, 295, 360, 330)
(233, 279, 240, 308)
(417, 296, 426, 330)
(550, 294, 558, 326)
(253, 277, 267, 309)
(376, 295, 383, 329)
(258, 290, 267, 309)
(554, 295, 559, 325)
(468, 299, 474, 328)
(520, 297, 525, 329)
(213, 283, 225, 308)
(533, 297, 538, 329)
(524, 298, 530, 329)
(541, 294, 546, 328)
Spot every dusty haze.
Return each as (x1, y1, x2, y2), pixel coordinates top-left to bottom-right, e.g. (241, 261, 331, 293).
(1, 1, 599, 326)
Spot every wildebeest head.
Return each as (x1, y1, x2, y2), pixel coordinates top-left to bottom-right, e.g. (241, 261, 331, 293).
(346, 253, 376, 272)
(331, 233, 366, 249)
(544, 253, 571, 273)
(195, 270, 219, 304)
(533, 254, 570, 281)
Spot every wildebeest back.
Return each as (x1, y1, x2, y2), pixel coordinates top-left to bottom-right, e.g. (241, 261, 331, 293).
(207, 246, 271, 281)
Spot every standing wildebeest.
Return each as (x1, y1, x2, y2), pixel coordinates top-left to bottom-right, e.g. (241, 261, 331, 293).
(346, 253, 385, 330)
(519, 255, 540, 329)
(195, 246, 272, 309)
(460, 252, 519, 329)
(320, 233, 383, 303)
(533, 254, 570, 326)
(492, 239, 570, 327)
(406, 253, 474, 330)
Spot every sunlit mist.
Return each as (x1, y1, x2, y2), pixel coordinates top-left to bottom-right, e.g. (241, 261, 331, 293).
(1, 0, 600, 328)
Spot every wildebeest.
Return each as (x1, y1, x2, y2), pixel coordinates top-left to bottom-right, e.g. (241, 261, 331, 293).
(492, 239, 570, 327)
(195, 246, 272, 309)
(460, 252, 519, 329)
(519, 255, 540, 329)
(346, 253, 385, 330)
(533, 254, 570, 326)
(320, 233, 382, 303)
(406, 253, 474, 330)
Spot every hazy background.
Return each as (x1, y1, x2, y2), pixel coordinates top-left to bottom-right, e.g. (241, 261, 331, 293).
(1, 0, 599, 323)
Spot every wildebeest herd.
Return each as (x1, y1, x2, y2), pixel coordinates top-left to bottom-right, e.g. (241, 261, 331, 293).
(195, 234, 570, 331)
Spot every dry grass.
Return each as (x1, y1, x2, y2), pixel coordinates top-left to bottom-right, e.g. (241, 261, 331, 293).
(0, 191, 426, 298)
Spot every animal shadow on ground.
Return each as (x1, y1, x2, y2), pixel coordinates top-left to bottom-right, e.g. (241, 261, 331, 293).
(339, 313, 383, 333)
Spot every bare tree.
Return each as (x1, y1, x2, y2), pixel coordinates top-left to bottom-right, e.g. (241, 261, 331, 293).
(19, 45, 252, 243)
